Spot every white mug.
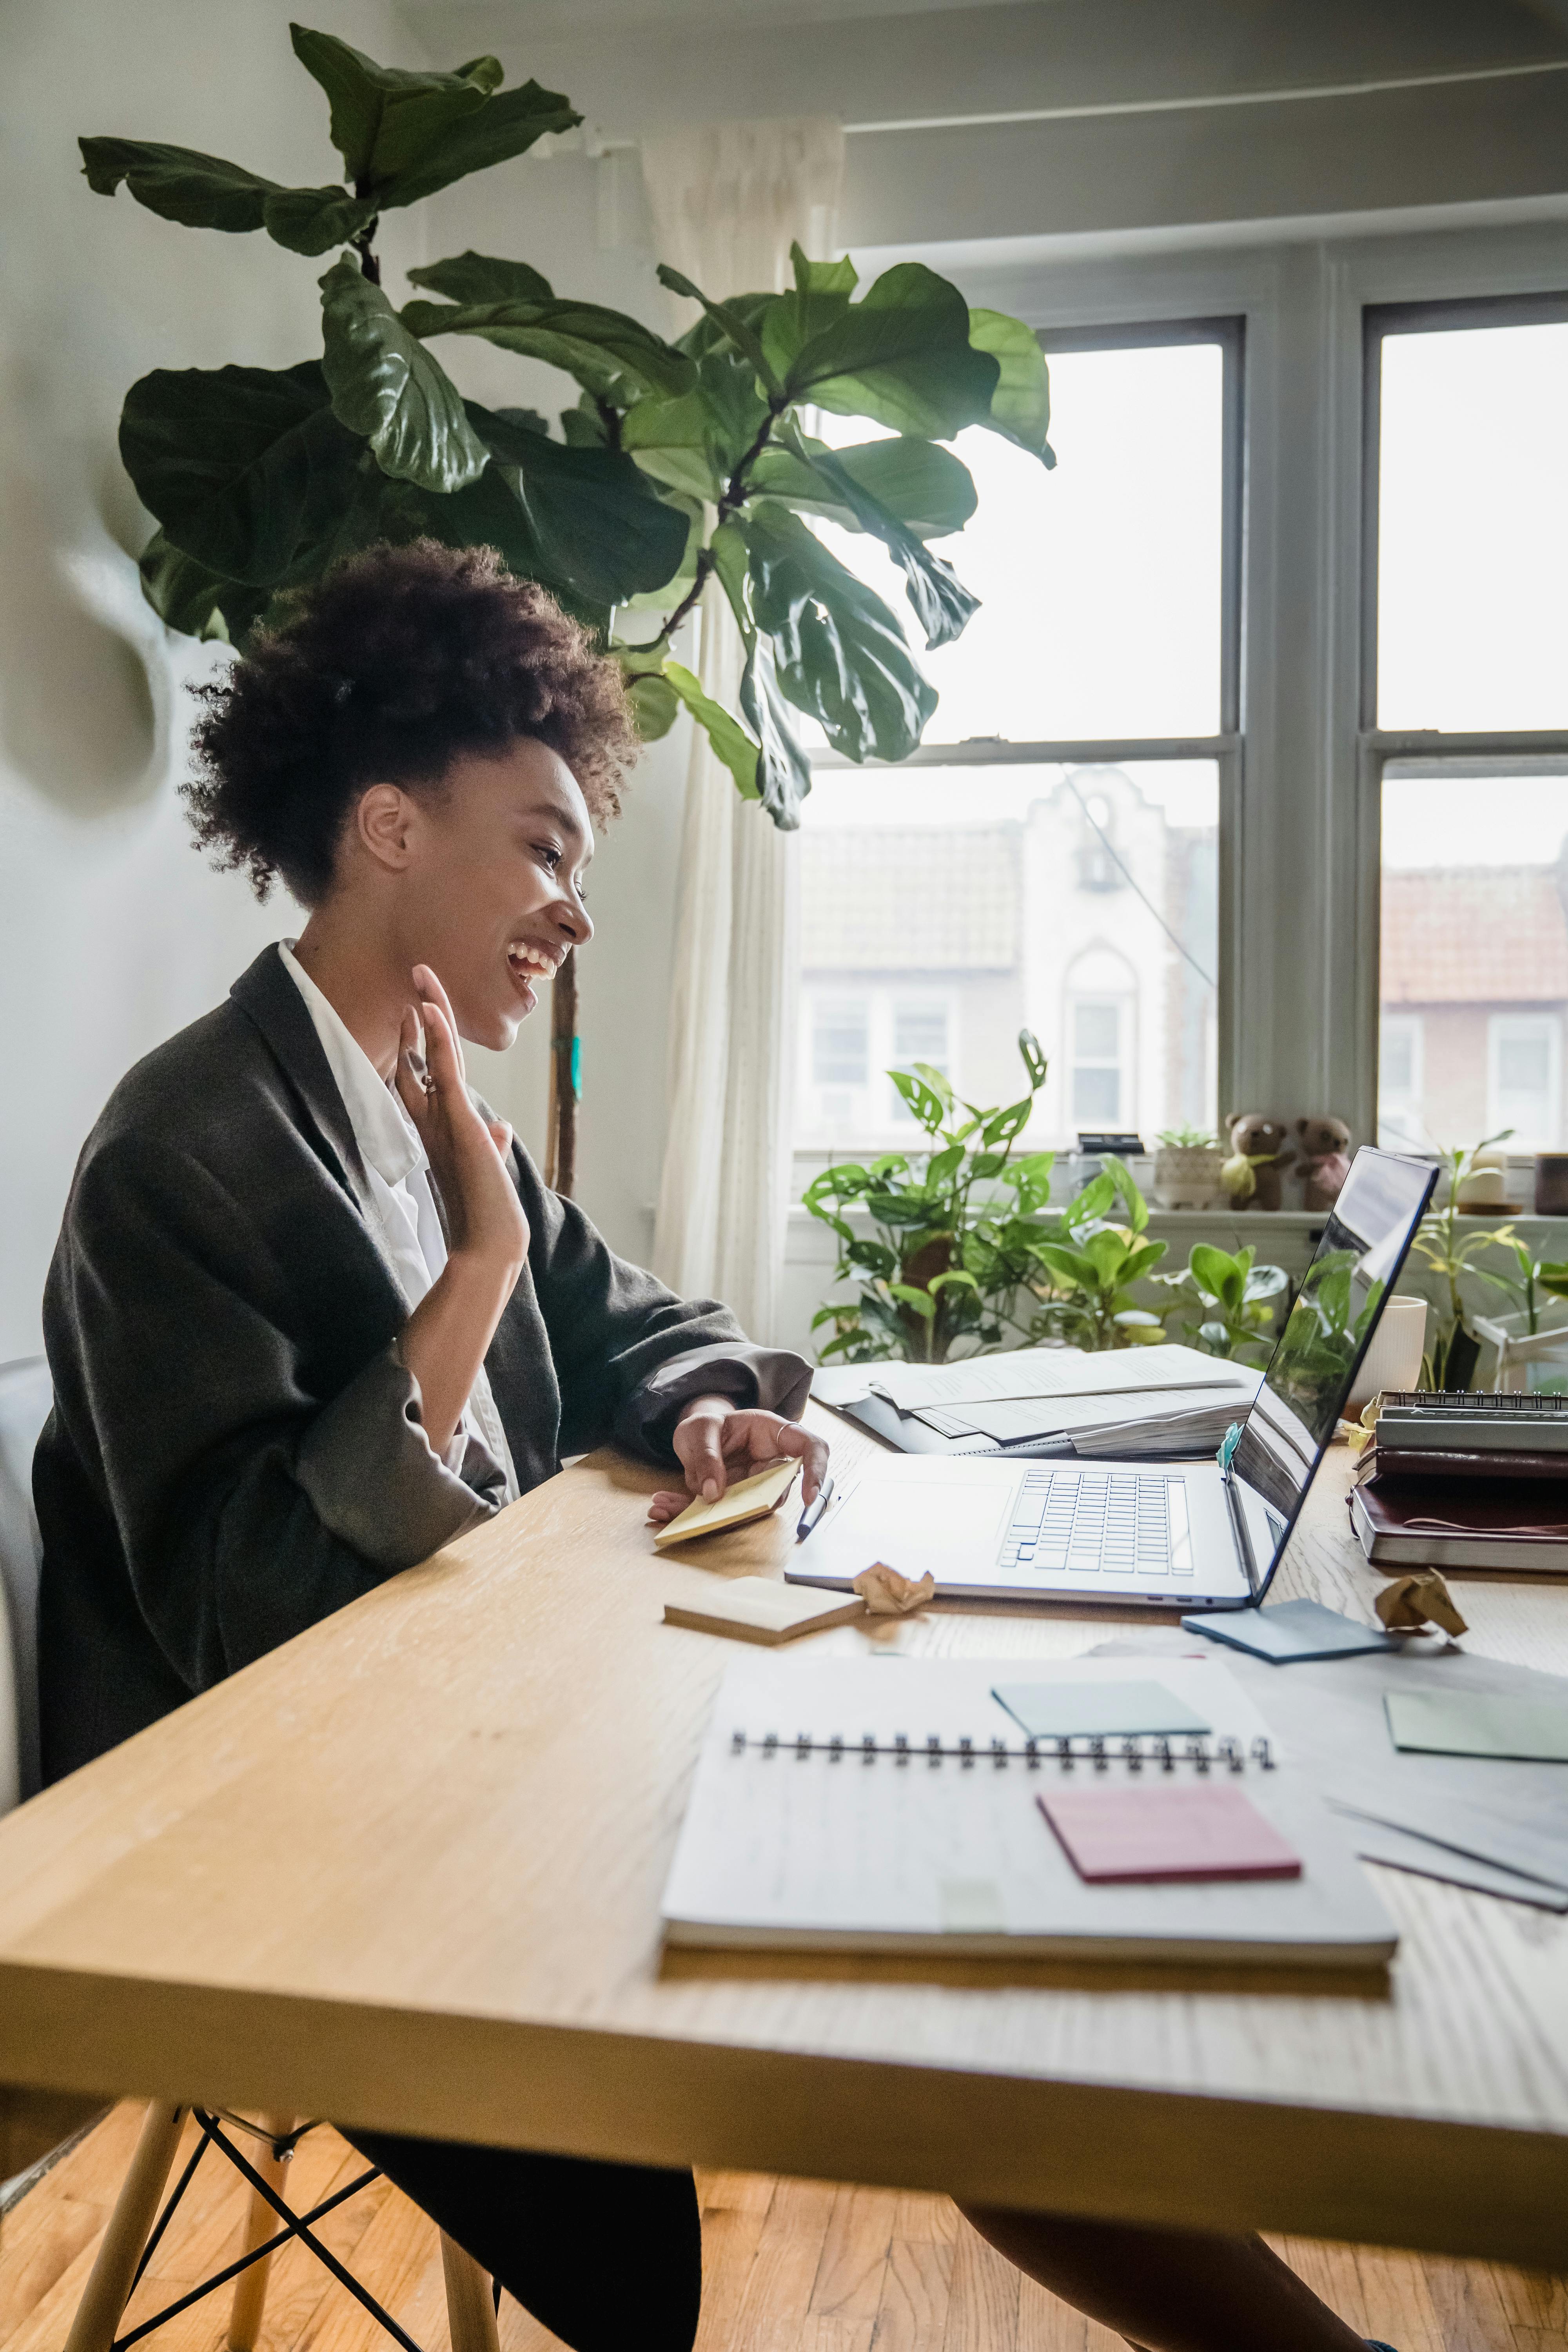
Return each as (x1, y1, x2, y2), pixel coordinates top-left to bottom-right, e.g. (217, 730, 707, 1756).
(1345, 1293, 1428, 1418)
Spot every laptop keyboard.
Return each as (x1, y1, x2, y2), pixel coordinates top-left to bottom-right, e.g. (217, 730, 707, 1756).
(997, 1466, 1193, 1577)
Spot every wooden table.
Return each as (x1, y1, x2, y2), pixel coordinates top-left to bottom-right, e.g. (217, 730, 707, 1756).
(2, 1412, 1566, 2269)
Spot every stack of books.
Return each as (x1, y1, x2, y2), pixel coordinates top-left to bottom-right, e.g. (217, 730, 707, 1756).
(1351, 1391, 1568, 1571)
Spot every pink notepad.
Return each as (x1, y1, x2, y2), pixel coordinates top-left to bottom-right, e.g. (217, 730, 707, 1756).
(1037, 1782, 1303, 1884)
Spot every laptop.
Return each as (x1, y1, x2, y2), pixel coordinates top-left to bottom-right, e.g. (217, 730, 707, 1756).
(786, 1146, 1437, 1612)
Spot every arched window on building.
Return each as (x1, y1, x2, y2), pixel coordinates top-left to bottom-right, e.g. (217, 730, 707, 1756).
(1065, 946, 1138, 1129)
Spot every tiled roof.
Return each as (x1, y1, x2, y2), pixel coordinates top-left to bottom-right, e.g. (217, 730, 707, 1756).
(1382, 866, 1568, 1004)
(800, 826, 1020, 970)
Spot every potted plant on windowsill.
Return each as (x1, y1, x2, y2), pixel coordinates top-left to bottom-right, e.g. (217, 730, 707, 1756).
(1150, 1126, 1227, 1212)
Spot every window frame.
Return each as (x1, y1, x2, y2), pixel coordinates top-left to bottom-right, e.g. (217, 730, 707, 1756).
(1360, 287, 1568, 1152)
(801, 313, 1244, 1161)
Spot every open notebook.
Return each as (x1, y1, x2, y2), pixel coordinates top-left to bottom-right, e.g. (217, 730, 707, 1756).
(661, 1656, 1397, 1968)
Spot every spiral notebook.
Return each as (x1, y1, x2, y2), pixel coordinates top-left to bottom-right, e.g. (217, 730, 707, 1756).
(661, 1656, 1397, 1967)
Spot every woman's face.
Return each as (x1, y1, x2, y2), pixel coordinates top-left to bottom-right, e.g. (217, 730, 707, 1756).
(387, 737, 595, 1053)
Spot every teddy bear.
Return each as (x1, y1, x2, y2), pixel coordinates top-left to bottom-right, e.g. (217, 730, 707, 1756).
(1295, 1114, 1352, 1211)
(1220, 1114, 1294, 1212)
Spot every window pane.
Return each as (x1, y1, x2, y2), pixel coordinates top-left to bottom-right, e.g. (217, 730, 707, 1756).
(1074, 1002, 1120, 1059)
(794, 761, 1218, 1152)
(1377, 318, 1568, 730)
(1073, 1065, 1122, 1122)
(812, 998, 867, 1087)
(894, 1000, 949, 1067)
(1379, 770, 1568, 1152)
(811, 340, 1226, 743)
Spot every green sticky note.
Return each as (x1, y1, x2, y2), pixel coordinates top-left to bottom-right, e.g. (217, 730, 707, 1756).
(1385, 1690, 1568, 1764)
(993, 1681, 1211, 1740)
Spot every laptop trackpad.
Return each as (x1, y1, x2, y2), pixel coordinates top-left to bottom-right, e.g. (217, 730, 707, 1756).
(816, 1467, 1014, 1579)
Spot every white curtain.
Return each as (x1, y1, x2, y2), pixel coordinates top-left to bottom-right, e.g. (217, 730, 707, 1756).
(642, 121, 844, 1341)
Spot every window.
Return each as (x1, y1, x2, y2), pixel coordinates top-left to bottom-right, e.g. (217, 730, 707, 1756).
(1490, 1014, 1561, 1146)
(1071, 1000, 1125, 1123)
(792, 320, 1238, 1165)
(1369, 296, 1568, 1159)
(796, 987, 956, 1145)
(1377, 1014, 1424, 1148)
(889, 998, 951, 1121)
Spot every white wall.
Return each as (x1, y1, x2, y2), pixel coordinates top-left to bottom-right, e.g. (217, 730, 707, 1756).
(0, 0, 480, 1362)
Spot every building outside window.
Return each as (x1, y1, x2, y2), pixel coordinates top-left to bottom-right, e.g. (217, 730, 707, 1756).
(1370, 298, 1568, 1157)
(793, 322, 1234, 1168)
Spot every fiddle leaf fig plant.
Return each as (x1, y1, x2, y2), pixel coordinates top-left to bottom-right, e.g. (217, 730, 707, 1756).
(83, 20, 1055, 831)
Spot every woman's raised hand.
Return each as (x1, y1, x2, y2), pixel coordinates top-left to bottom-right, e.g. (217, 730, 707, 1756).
(395, 962, 529, 1276)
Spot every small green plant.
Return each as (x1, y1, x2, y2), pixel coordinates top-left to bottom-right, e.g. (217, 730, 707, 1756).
(1471, 1235, 1568, 1336)
(1152, 1242, 1287, 1364)
(1156, 1124, 1218, 1148)
(1267, 1249, 1387, 1447)
(1408, 1134, 1517, 1388)
(804, 1032, 1053, 1365)
(1027, 1159, 1169, 1351)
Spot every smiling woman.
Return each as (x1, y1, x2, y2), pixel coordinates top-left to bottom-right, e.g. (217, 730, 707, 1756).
(32, 536, 824, 2352)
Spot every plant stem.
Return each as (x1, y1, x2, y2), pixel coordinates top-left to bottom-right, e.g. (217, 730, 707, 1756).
(654, 400, 785, 646)
(351, 191, 381, 285)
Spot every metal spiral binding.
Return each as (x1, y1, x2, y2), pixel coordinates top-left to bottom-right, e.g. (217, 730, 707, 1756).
(731, 1728, 1276, 1769)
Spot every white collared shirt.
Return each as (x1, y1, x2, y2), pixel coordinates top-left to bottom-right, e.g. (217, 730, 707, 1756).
(279, 942, 520, 1503)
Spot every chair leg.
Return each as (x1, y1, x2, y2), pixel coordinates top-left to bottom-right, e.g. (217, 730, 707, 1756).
(63, 2102, 189, 2352)
(441, 2233, 501, 2352)
(226, 2112, 297, 2352)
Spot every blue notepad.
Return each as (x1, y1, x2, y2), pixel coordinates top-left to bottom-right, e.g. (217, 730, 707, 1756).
(1182, 1599, 1400, 1665)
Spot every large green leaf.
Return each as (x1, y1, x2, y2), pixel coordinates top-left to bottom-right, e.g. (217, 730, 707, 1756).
(967, 309, 1056, 464)
(402, 286, 694, 399)
(319, 256, 488, 492)
(621, 355, 769, 500)
(290, 25, 579, 207)
(407, 250, 554, 306)
(758, 242, 859, 380)
(748, 434, 976, 540)
(673, 289, 776, 367)
(289, 25, 495, 183)
(781, 264, 1001, 440)
(262, 184, 379, 256)
(120, 360, 363, 583)
(469, 403, 690, 605)
(378, 82, 581, 208)
(80, 135, 378, 256)
(663, 659, 761, 800)
(656, 265, 784, 397)
(739, 632, 813, 826)
(80, 138, 279, 230)
(744, 501, 936, 765)
(774, 421, 977, 648)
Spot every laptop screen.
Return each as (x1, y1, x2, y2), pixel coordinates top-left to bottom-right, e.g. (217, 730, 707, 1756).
(1232, 1147, 1437, 1596)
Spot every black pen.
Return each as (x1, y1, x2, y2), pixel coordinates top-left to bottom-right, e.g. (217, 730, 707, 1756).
(796, 1474, 835, 1542)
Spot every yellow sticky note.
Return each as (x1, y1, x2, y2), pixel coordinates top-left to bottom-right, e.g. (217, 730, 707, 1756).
(652, 1459, 800, 1549)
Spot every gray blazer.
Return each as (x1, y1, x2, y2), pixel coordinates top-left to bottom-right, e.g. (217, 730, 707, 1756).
(36, 945, 808, 1782)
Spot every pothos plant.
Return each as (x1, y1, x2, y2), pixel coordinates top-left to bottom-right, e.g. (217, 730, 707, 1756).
(82, 21, 1054, 833)
(804, 1033, 1053, 1366)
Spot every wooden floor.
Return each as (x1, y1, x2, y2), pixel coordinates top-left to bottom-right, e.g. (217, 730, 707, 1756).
(1, 2105, 1564, 2352)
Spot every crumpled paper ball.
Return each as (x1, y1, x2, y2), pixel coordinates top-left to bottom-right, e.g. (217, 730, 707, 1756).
(1375, 1570, 1468, 1637)
(853, 1562, 936, 1615)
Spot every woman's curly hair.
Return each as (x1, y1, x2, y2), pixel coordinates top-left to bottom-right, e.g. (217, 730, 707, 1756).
(185, 541, 639, 904)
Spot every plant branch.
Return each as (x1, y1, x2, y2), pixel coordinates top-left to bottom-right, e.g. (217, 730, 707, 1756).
(652, 397, 784, 647)
(352, 186, 380, 284)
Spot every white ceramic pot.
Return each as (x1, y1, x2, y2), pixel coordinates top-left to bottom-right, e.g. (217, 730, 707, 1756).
(1151, 1144, 1227, 1212)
